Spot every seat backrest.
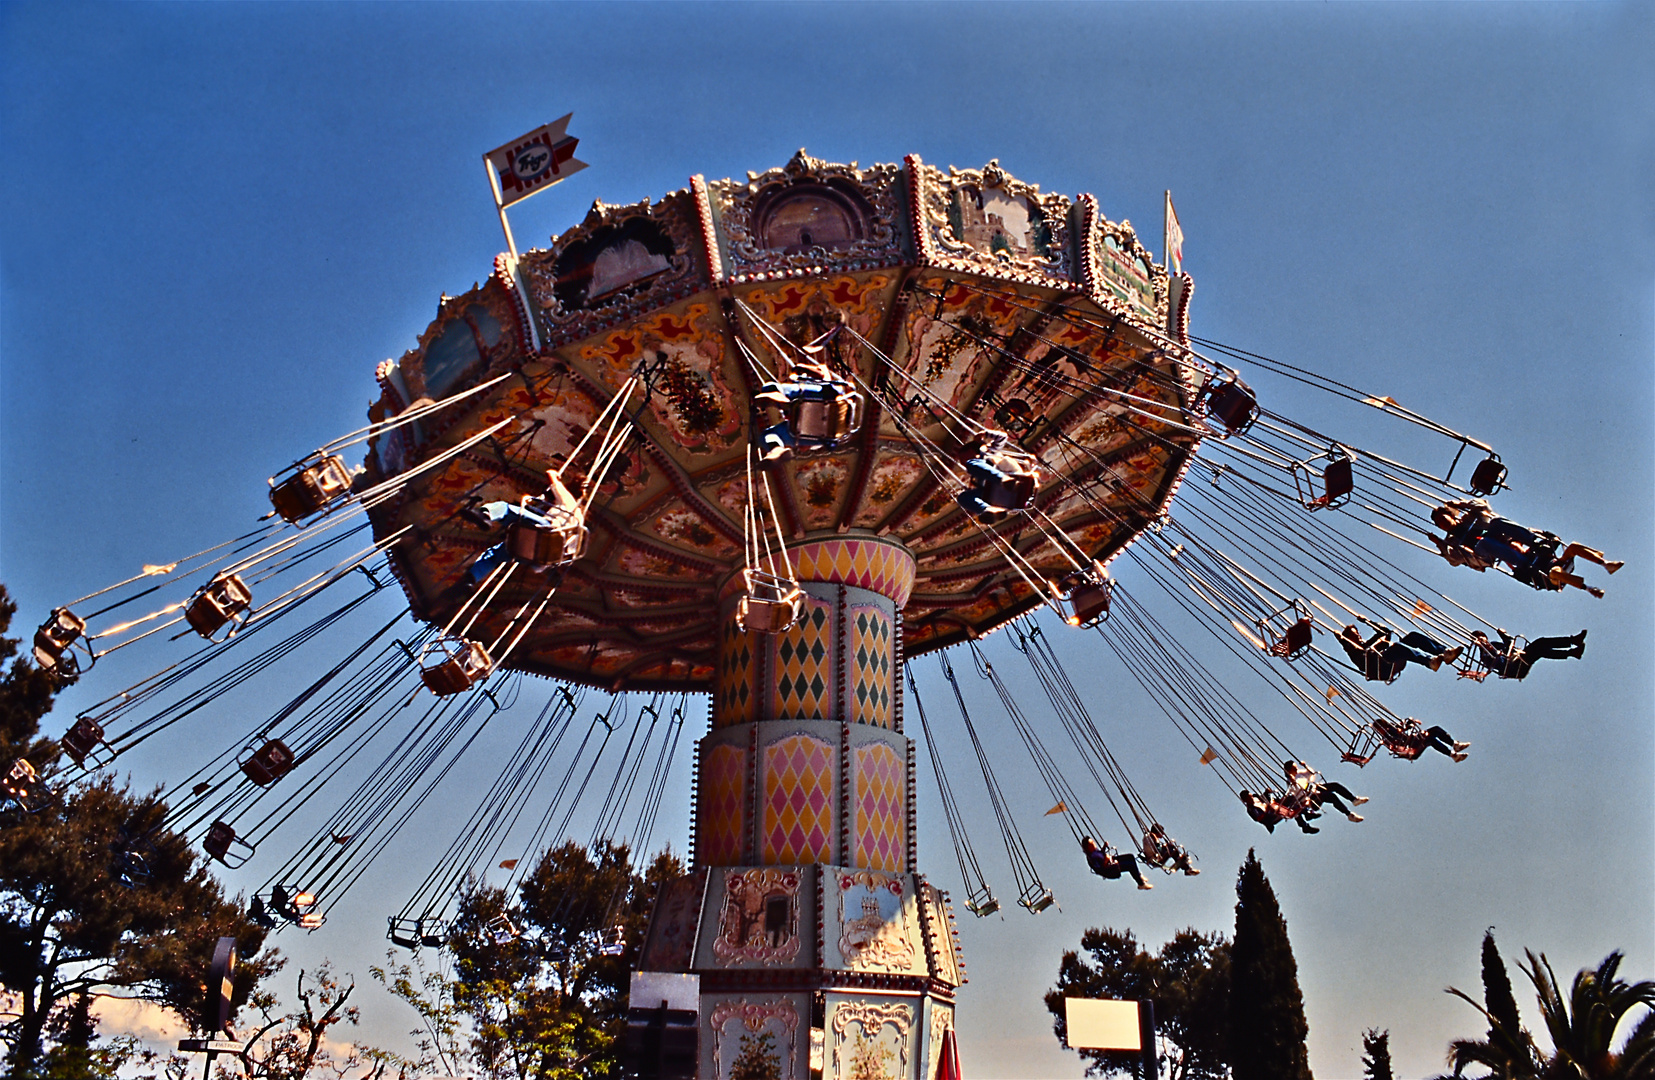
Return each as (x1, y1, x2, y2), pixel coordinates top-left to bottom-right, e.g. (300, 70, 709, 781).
(1282, 618, 1314, 656)
(1322, 457, 1354, 502)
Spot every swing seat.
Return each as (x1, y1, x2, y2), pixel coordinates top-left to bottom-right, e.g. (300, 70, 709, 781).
(1200, 375, 1258, 435)
(1266, 617, 1315, 659)
(115, 850, 152, 889)
(239, 738, 296, 787)
(269, 454, 353, 524)
(60, 717, 107, 767)
(387, 917, 423, 950)
(186, 573, 253, 639)
(420, 638, 494, 696)
(506, 479, 589, 567)
(1018, 886, 1056, 914)
(981, 472, 1037, 511)
(1063, 567, 1112, 627)
(964, 893, 1000, 917)
(790, 387, 863, 447)
(419, 918, 447, 948)
(203, 820, 255, 868)
(598, 925, 626, 956)
(3, 758, 48, 812)
(33, 608, 86, 673)
(506, 513, 588, 568)
(737, 570, 803, 634)
(484, 914, 519, 945)
(1469, 455, 1507, 496)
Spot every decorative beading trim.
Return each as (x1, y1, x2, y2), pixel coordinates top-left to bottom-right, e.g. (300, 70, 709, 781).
(689, 173, 724, 283)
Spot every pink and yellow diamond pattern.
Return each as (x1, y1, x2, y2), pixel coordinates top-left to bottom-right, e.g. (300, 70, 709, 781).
(788, 537, 916, 605)
(772, 598, 833, 721)
(854, 742, 905, 872)
(763, 734, 835, 864)
(698, 743, 747, 865)
(850, 606, 894, 728)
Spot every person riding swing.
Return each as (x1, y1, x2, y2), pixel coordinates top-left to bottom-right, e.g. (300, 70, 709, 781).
(1080, 835, 1153, 890)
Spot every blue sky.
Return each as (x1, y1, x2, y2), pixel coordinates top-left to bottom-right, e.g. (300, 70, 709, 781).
(3, 3, 1652, 1077)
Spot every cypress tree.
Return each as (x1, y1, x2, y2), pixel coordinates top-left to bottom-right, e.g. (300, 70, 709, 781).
(1228, 850, 1313, 1080)
(1481, 930, 1523, 1042)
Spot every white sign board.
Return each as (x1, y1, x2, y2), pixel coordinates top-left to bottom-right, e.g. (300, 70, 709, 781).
(630, 971, 700, 1012)
(1064, 997, 1142, 1051)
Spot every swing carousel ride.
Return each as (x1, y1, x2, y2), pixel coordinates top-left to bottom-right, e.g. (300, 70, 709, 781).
(10, 149, 1619, 1080)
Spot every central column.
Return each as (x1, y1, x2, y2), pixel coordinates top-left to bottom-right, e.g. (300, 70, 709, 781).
(633, 533, 965, 1080)
(702, 533, 913, 871)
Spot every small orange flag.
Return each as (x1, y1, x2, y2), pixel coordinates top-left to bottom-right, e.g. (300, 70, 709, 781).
(499, 859, 519, 870)
(1199, 747, 1219, 765)
(1044, 801, 1068, 816)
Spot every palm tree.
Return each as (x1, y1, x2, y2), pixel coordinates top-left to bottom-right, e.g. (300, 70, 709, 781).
(1439, 935, 1655, 1080)
(1521, 949, 1655, 1079)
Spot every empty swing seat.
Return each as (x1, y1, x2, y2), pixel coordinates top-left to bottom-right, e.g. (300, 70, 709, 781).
(1469, 455, 1507, 496)
(3, 758, 48, 811)
(484, 914, 519, 944)
(1272, 617, 1315, 659)
(203, 820, 255, 867)
(421, 638, 494, 696)
(737, 570, 803, 634)
(240, 739, 297, 787)
(269, 454, 353, 523)
(33, 608, 86, 673)
(60, 717, 106, 766)
(186, 573, 253, 639)
(1201, 376, 1258, 435)
(1064, 567, 1112, 627)
(1321, 456, 1354, 505)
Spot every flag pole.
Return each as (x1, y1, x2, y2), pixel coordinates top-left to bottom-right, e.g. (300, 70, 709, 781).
(485, 158, 521, 263)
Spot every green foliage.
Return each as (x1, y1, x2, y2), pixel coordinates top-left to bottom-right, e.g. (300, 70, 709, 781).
(1361, 1029, 1393, 1080)
(1045, 926, 1230, 1080)
(375, 840, 682, 1080)
(0, 585, 273, 1077)
(1440, 932, 1655, 1079)
(1228, 849, 1312, 1080)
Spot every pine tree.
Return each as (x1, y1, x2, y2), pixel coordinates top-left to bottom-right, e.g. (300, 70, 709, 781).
(0, 584, 273, 1076)
(1228, 849, 1312, 1080)
(1360, 1029, 1392, 1080)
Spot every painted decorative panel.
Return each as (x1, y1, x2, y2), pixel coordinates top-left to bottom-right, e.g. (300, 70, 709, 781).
(924, 1002, 954, 1080)
(639, 870, 706, 972)
(712, 868, 803, 966)
(711, 998, 800, 1080)
(853, 743, 905, 871)
(772, 599, 833, 721)
(849, 607, 894, 728)
(762, 734, 835, 865)
(915, 158, 1072, 282)
(834, 870, 919, 974)
(698, 743, 748, 865)
(829, 1001, 913, 1080)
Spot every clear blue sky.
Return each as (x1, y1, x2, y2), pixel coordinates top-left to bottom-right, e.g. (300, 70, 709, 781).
(3, 3, 1651, 1077)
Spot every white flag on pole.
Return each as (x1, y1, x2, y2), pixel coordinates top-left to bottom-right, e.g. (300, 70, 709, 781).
(1164, 191, 1184, 276)
(485, 114, 587, 209)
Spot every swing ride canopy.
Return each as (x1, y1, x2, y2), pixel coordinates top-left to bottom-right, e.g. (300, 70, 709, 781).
(364, 150, 1200, 691)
